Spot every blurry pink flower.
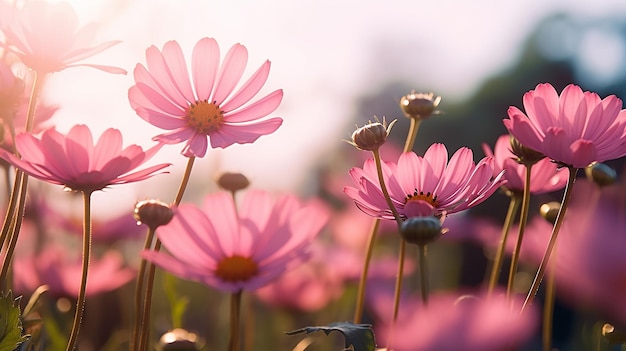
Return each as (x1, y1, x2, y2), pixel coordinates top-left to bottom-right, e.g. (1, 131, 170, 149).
(128, 38, 283, 157)
(0, 124, 169, 192)
(344, 143, 506, 219)
(0, 60, 24, 119)
(370, 290, 538, 351)
(502, 180, 626, 328)
(255, 243, 345, 312)
(504, 83, 626, 168)
(0, 0, 125, 75)
(482, 134, 567, 194)
(142, 190, 329, 293)
(13, 246, 134, 297)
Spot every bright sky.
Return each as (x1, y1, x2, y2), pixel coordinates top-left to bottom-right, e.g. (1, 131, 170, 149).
(37, 0, 626, 211)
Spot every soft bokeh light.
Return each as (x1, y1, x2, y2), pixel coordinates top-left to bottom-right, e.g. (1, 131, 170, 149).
(34, 0, 626, 214)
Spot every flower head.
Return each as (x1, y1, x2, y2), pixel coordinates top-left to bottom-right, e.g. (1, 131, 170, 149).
(400, 91, 442, 120)
(482, 134, 567, 194)
(0, 0, 126, 75)
(142, 190, 329, 292)
(0, 124, 170, 193)
(504, 83, 626, 168)
(128, 38, 283, 157)
(344, 143, 505, 219)
(347, 117, 396, 151)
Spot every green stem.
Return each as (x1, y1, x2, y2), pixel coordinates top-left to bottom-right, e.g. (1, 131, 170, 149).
(402, 118, 421, 152)
(487, 194, 521, 294)
(418, 244, 429, 305)
(507, 164, 533, 297)
(542, 254, 556, 351)
(138, 239, 161, 351)
(353, 219, 380, 323)
(522, 167, 578, 311)
(0, 172, 28, 290)
(130, 227, 156, 350)
(229, 290, 243, 351)
(66, 191, 93, 351)
(134, 156, 196, 350)
(372, 149, 402, 225)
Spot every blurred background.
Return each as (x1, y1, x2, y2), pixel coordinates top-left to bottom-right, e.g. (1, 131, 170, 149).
(38, 0, 626, 209)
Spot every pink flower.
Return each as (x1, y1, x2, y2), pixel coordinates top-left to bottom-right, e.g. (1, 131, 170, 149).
(13, 246, 135, 297)
(344, 143, 506, 219)
(370, 290, 538, 351)
(482, 134, 567, 194)
(0, 124, 170, 193)
(0, 0, 126, 75)
(142, 190, 329, 293)
(128, 38, 283, 157)
(504, 83, 626, 168)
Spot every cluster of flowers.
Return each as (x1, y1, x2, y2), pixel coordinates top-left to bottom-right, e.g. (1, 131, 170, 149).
(1, 1, 626, 351)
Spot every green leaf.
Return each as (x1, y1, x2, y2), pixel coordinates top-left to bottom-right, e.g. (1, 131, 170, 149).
(0, 291, 29, 351)
(286, 321, 376, 351)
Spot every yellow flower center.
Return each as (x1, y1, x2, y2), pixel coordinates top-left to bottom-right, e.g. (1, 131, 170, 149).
(405, 189, 438, 206)
(185, 100, 224, 134)
(215, 255, 258, 283)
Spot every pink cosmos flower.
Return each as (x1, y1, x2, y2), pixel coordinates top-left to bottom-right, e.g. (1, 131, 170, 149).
(13, 246, 135, 297)
(128, 38, 283, 157)
(504, 83, 626, 168)
(0, 0, 125, 75)
(482, 134, 567, 194)
(370, 290, 538, 351)
(142, 190, 329, 293)
(0, 124, 170, 193)
(344, 143, 506, 219)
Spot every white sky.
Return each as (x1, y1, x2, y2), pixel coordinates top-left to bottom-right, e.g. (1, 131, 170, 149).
(37, 0, 626, 211)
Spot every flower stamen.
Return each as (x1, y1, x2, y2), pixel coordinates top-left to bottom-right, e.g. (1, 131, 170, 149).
(186, 100, 224, 135)
(216, 255, 258, 283)
(405, 189, 439, 206)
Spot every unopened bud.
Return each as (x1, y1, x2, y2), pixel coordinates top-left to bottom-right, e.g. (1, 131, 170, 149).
(400, 216, 442, 246)
(540, 202, 560, 224)
(216, 172, 250, 193)
(509, 136, 545, 165)
(400, 91, 441, 120)
(585, 162, 617, 187)
(134, 200, 174, 229)
(348, 117, 396, 151)
(602, 323, 626, 345)
(159, 328, 200, 351)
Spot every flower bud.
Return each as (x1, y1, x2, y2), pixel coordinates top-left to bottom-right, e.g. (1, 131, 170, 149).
(400, 216, 442, 246)
(134, 199, 174, 229)
(585, 162, 617, 187)
(602, 323, 626, 345)
(348, 117, 396, 151)
(400, 91, 441, 120)
(216, 172, 250, 193)
(509, 135, 545, 165)
(158, 328, 200, 351)
(539, 201, 560, 225)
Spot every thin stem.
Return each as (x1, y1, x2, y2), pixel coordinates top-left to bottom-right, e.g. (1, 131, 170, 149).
(353, 219, 380, 323)
(66, 190, 93, 351)
(418, 244, 429, 305)
(138, 239, 161, 351)
(542, 253, 556, 351)
(402, 118, 421, 152)
(507, 164, 533, 297)
(522, 167, 578, 311)
(130, 227, 156, 350)
(0, 172, 28, 290)
(372, 149, 402, 225)
(229, 290, 243, 351)
(173, 156, 196, 206)
(487, 194, 521, 294)
(134, 156, 196, 350)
